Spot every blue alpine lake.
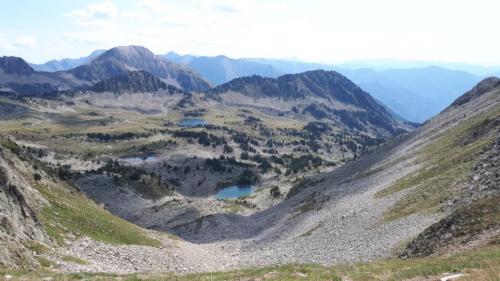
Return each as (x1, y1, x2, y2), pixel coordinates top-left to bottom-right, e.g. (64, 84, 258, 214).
(216, 185, 255, 200)
(178, 118, 208, 128)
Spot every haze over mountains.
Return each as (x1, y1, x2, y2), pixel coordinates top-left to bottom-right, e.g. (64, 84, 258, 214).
(3, 45, 499, 124)
(0, 46, 211, 97)
(30, 50, 105, 72)
(1, 45, 411, 137)
(26, 48, 497, 122)
(167, 53, 489, 122)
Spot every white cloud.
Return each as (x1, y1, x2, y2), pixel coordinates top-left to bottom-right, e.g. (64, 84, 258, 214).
(0, 37, 13, 49)
(0, 36, 37, 50)
(64, 32, 118, 44)
(195, 0, 249, 13)
(66, 1, 118, 26)
(13, 36, 37, 47)
(55, 0, 500, 65)
(139, 0, 169, 10)
(121, 10, 148, 20)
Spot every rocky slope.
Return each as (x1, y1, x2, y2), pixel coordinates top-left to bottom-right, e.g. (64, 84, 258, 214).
(173, 77, 497, 267)
(400, 79, 500, 258)
(0, 138, 51, 267)
(0, 67, 497, 275)
(91, 70, 184, 94)
(62, 79, 498, 273)
(451, 76, 500, 106)
(207, 70, 414, 136)
(0, 136, 243, 273)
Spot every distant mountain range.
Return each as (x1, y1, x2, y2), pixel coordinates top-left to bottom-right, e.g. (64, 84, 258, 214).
(0, 46, 211, 96)
(30, 50, 105, 72)
(332, 58, 500, 76)
(5, 47, 499, 122)
(167, 53, 490, 122)
(343, 67, 483, 122)
(165, 52, 281, 85)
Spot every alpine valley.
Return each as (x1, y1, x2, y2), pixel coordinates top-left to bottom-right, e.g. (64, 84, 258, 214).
(0, 45, 499, 281)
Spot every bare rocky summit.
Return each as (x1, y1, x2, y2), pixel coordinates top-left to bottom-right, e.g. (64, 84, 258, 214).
(68, 46, 211, 92)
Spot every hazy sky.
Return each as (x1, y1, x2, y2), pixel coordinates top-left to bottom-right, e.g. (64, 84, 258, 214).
(1, 0, 499, 64)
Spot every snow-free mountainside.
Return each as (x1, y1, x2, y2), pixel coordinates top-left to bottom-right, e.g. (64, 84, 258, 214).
(0, 45, 499, 281)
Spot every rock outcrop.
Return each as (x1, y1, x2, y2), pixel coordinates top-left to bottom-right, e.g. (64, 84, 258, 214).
(91, 70, 182, 93)
(0, 140, 50, 267)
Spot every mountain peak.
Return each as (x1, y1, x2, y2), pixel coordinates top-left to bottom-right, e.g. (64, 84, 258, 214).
(69, 45, 212, 92)
(206, 69, 412, 136)
(208, 69, 369, 103)
(0, 56, 34, 75)
(451, 77, 500, 107)
(99, 45, 156, 62)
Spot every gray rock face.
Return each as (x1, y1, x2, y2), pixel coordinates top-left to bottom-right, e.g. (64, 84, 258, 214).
(91, 70, 183, 93)
(0, 57, 34, 76)
(0, 143, 50, 267)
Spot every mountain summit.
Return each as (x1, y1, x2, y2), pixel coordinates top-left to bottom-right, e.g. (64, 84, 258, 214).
(208, 70, 414, 136)
(451, 77, 500, 107)
(210, 70, 382, 106)
(68, 45, 211, 92)
(0, 56, 35, 76)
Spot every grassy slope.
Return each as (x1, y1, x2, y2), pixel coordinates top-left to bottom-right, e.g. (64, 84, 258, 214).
(403, 196, 500, 258)
(1, 246, 498, 280)
(376, 107, 499, 221)
(37, 181, 160, 247)
(0, 137, 160, 247)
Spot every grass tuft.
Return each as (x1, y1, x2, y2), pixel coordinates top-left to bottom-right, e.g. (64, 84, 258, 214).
(62, 256, 89, 265)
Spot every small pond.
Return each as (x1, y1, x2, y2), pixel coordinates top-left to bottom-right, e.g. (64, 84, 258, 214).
(216, 185, 255, 200)
(178, 118, 208, 128)
(122, 156, 157, 164)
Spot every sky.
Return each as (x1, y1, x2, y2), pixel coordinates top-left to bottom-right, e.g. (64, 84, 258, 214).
(1, 0, 499, 65)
